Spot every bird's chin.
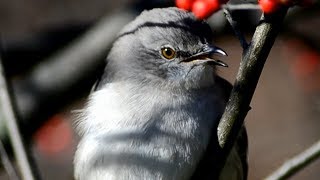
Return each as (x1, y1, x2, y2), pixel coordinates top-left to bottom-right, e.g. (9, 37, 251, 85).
(183, 65, 215, 89)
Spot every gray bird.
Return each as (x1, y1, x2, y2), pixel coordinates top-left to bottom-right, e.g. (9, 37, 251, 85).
(74, 7, 247, 180)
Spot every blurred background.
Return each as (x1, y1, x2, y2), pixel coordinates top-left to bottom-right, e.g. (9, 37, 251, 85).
(0, 0, 320, 179)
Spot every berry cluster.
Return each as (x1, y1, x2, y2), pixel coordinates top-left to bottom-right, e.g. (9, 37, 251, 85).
(259, 0, 314, 14)
(176, 0, 315, 19)
(176, 0, 228, 19)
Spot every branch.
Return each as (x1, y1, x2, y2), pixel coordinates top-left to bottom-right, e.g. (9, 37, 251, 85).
(0, 56, 40, 180)
(0, 140, 20, 180)
(224, 4, 261, 11)
(266, 140, 320, 180)
(217, 7, 288, 173)
(223, 7, 249, 50)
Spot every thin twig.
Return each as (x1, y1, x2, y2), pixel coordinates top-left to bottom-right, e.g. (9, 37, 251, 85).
(265, 140, 320, 180)
(223, 7, 249, 50)
(0, 56, 40, 180)
(224, 4, 261, 11)
(217, 7, 288, 175)
(0, 140, 20, 180)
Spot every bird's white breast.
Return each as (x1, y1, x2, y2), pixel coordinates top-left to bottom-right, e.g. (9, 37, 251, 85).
(74, 82, 223, 180)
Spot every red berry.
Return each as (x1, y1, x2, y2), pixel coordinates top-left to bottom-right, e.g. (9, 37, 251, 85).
(176, 0, 195, 10)
(34, 115, 72, 156)
(205, 0, 221, 9)
(192, 0, 220, 19)
(259, 0, 281, 14)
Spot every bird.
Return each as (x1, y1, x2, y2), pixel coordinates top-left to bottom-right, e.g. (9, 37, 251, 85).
(74, 7, 247, 180)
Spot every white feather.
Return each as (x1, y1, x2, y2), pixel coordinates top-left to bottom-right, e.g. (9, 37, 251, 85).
(74, 80, 223, 180)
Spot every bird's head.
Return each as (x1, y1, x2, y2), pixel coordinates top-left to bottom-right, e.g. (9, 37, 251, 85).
(106, 7, 227, 90)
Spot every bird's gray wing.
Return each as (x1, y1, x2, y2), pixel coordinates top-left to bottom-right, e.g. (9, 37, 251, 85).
(190, 76, 248, 180)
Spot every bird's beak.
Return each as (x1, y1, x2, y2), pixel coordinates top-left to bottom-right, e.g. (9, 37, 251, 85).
(181, 45, 228, 67)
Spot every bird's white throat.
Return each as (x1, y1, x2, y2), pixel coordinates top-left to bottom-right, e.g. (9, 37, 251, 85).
(74, 81, 222, 180)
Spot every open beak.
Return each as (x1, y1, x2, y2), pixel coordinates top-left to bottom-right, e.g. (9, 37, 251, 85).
(181, 45, 228, 67)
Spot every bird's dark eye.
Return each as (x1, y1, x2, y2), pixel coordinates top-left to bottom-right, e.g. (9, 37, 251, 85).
(161, 47, 176, 60)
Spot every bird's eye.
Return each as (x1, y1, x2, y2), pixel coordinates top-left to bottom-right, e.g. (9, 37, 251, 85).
(161, 47, 176, 60)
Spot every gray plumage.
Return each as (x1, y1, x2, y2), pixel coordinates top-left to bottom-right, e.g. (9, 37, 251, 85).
(74, 7, 247, 180)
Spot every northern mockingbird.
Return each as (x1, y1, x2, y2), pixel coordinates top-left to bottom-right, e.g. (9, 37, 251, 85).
(74, 7, 247, 180)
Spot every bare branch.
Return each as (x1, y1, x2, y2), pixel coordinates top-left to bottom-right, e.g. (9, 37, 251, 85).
(266, 140, 320, 180)
(224, 4, 261, 11)
(0, 56, 40, 180)
(223, 7, 249, 50)
(0, 140, 20, 180)
(216, 7, 288, 174)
